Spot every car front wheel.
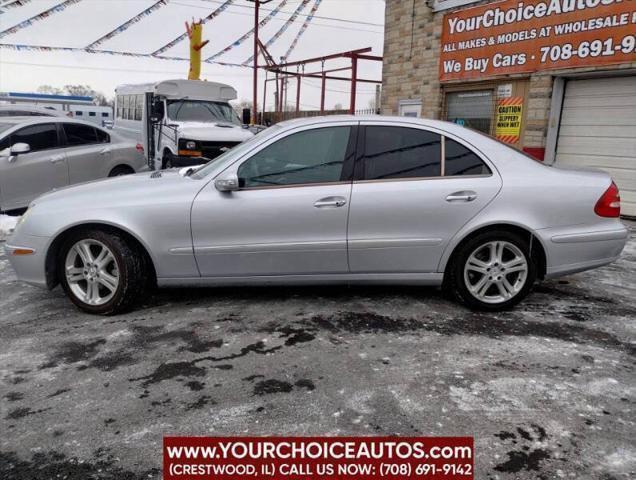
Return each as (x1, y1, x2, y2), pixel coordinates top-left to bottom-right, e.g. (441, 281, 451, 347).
(58, 229, 147, 315)
(448, 230, 536, 311)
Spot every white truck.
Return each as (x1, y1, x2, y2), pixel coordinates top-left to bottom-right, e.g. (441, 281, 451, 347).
(113, 79, 253, 170)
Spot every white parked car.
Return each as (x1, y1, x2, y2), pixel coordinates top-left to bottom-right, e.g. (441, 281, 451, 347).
(0, 105, 68, 117)
(0, 117, 145, 212)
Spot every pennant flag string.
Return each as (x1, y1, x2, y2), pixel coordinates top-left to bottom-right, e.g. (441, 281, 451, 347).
(86, 0, 168, 49)
(0, 0, 82, 39)
(151, 0, 234, 56)
(243, 0, 311, 65)
(205, 0, 288, 62)
(0, 0, 34, 14)
(283, 0, 321, 61)
(0, 42, 248, 68)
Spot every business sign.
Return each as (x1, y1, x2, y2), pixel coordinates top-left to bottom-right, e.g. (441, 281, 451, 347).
(439, 0, 636, 81)
(432, 0, 481, 12)
(164, 437, 474, 480)
(495, 97, 523, 143)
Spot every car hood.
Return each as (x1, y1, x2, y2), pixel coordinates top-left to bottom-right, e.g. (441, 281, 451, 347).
(32, 170, 200, 211)
(177, 122, 254, 142)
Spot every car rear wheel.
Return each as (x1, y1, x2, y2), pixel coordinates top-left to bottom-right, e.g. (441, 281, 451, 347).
(108, 166, 134, 177)
(448, 230, 536, 311)
(58, 229, 147, 315)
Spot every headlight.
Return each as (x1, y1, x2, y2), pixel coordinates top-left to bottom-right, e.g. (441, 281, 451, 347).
(185, 140, 197, 150)
(16, 205, 33, 228)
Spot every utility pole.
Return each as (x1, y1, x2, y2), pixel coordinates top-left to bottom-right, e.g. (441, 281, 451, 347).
(247, 0, 273, 125)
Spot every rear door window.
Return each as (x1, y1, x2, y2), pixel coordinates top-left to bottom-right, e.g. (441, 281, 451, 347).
(12, 123, 59, 152)
(95, 128, 110, 143)
(63, 123, 98, 146)
(444, 138, 491, 176)
(360, 126, 442, 180)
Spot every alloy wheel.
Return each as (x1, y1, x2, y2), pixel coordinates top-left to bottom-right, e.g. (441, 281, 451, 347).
(463, 240, 528, 304)
(65, 239, 119, 306)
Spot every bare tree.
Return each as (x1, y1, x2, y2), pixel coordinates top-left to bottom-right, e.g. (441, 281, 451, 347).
(36, 85, 112, 106)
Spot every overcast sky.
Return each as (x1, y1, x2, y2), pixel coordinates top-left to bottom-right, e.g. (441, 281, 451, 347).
(0, 0, 385, 110)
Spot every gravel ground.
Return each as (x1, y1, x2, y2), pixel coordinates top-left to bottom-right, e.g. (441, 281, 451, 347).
(1, 222, 634, 479)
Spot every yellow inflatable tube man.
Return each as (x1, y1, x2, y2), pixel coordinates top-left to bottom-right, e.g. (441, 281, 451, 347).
(186, 20, 209, 80)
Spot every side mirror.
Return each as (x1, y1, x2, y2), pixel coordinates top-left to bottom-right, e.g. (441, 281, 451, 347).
(242, 108, 251, 125)
(151, 101, 164, 123)
(214, 173, 239, 192)
(10, 143, 30, 155)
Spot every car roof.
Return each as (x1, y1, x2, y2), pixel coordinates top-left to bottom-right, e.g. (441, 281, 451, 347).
(0, 105, 65, 115)
(276, 114, 480, 138)
(0, 116, 105, 128)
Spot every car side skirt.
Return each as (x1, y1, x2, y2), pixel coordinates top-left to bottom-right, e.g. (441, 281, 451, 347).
(157, 273, 444, 287)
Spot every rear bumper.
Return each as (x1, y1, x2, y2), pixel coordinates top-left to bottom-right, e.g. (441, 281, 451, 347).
(540, 225, 629, 278)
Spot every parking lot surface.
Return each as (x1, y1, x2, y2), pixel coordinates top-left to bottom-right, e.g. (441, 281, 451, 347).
(1, 223, 634, 479)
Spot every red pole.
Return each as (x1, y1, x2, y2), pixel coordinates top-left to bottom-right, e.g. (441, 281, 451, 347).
(262, 73, 268, 125)
(295, 75, 301, 113)
(279, 75, 285, 117)
(320, 71, 326, 114)
(349, 55, 358, 114)
(275, 71, 279, 119)
(252, 0, 259, 124)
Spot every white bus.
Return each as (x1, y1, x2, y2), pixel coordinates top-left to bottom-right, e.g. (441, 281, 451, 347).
(114, 79, 253, 170)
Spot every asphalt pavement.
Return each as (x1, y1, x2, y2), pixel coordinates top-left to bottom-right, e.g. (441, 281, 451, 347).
(1, 222, 634, 479)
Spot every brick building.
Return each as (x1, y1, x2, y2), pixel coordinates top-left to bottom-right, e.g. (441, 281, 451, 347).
(380, 0, 636, 215)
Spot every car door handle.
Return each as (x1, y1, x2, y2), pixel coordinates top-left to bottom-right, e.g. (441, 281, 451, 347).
(446, 191, 477, 202)
(49, 155, 65, 164)
(99, 148, 111, 155)
(314, 196, 347, 208)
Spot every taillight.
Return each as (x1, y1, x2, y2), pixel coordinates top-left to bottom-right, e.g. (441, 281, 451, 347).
(135, 143, 144, 153)
(594, 181, 620, 218)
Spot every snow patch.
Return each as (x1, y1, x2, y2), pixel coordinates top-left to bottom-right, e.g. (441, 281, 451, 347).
(0, 214, 19, 241)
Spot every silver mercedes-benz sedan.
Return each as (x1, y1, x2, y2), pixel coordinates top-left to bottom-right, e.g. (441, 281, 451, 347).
(5, 116, 628, 315)
(0, 116, 145, 212)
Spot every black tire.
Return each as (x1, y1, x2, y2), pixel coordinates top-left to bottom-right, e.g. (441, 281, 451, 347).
(108, 165, 134, 177)
(162, 150, 174, 169)
(446, 230, 537, 311)
(58, 229, 148, 315)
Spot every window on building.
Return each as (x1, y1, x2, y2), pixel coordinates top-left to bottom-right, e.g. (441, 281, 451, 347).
(12, 124, 59, 152)
(445, 90, 494, 135)
(89, 112, 96, 117)
(63, 123, 98, 146)
(361, 126, 441, 180)
(102, 112, 109, 117)
(238, 127, 351, 188)
(444, 138, 491, 176)
(75, 111, 83, 116)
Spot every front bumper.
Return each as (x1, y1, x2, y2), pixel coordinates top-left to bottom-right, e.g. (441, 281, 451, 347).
(539, 225, 629, 278)
(4, 234, 50, 288)
(171, 155, 210, 168)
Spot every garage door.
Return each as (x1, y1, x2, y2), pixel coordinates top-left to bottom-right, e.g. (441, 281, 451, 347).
(555, 76, 636, 217)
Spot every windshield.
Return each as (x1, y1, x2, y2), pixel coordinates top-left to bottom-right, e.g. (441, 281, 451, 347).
(0, 122, 13, 134)
(167, 100, 241, 125)
(190, 125, 281, 179)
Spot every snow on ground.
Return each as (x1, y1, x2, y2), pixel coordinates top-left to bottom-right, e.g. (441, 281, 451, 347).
(0, 214, 19, 241)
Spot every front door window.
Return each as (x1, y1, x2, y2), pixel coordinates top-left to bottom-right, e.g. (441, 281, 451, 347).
(237, 126, 351, 188)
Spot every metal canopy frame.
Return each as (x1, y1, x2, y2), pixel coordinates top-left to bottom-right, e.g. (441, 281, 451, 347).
(260, 46, 382, 118)
(245, 3, 384, 123)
